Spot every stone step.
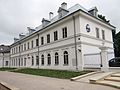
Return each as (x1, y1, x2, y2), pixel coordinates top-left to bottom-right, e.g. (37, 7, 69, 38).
(97, 80, 120, 89)
(111, 73, 120, 77)
(105, 76, 120, 82)
(89, 72, 114, 83)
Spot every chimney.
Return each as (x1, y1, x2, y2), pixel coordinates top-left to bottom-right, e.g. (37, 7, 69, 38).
(49, 12, 54, 21)
(27, 27, 36, 34)
(61, 2, 67, 9)
(14, 38, 19, 43)
(19, 33, 25, 39)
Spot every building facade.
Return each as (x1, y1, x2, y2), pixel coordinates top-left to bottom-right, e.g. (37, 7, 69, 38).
(0, 45, 10, 67)
(10, 3, 115, 71)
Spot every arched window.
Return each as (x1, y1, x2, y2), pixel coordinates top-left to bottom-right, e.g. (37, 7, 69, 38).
(21, 58, 23, 66)
(31, 56, 34, 66)
(47, 54, 51, 65)
(24, 58, 26, 66)
(36, 56, 39, 66)
(18, 58, 20, 66)
(55, 52, 59, 65)
(64, 51, 68, 65)
(41, 55, 44, 65)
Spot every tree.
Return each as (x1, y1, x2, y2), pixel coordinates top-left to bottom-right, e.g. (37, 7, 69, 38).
(114, 31, 120, 57)
(98, 14, 110, 23)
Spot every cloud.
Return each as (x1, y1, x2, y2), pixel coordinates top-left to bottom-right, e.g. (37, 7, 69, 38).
(0, 0, 119, 45)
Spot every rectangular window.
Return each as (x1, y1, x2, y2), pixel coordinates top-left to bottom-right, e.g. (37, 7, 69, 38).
(36, 39, 39, 46)
(31, 40, 34, 48)
(54, 31, 58, 41)
(24, 58, 26, 66)
(63, 27, 67, 38)
(21, 58, 23, 66)
(27, 42, 30, 49)
(24, 44, 26, 51)
(41, 37, 44, 45)
(19, 46, 20, 52)
(16, 47, 18, 53)
(12, 49, 13, 54)
(47, 34, 50, 43)
(21, 45, 23, 52)
(102, 30, 105, 40)
(96, 28, 99, 38)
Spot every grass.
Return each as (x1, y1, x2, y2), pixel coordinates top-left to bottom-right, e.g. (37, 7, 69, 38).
(12, 68, 92, 79)
(0, 67, 16, 71)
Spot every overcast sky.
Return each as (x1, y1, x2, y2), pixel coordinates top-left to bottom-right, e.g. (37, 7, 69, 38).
(0, 0, 120, 45)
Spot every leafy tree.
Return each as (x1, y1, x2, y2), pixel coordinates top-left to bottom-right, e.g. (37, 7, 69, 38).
(98, 14, 110, 23)
(114, 31, 120, 57)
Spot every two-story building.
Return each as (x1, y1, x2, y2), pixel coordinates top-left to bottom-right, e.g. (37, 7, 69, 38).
(10, 3, 115, 71)
(0, 45, 10, 67)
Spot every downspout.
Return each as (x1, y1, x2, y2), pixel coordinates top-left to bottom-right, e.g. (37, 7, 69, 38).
(73, 15, 78, 70)
(19, 42, 21, 68)
(37, 34, 40, 69)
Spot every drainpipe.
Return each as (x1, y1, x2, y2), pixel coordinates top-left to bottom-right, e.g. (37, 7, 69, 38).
(37, 34, 40, 69)
(19, 42, 21, 68)
(73, 15, 78, 70)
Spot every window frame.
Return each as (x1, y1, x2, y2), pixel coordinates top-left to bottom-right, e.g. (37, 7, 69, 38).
(63, 51, 69, 65)
(36, 39, 39, 46)
(96, 28, 100, 38)
(47, 34, 50, 43)
(41, 37, 44, 45)
(55, 52, 59, 65)
(47, 54, 51, 65)
(102, 30, 105, 40)
(62, 27, 67, 38)
(41, 55, 44, 65)
(54, 31, 58, 41)
(31, 56, 34, 66)
(36, 56, 39, 66)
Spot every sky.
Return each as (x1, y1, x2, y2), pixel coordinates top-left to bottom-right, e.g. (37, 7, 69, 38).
(0, 0, 120, 45)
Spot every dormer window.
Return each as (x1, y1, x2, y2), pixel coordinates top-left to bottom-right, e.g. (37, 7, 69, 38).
(58, 2, 69, 19)
(42, 18, 50, 27)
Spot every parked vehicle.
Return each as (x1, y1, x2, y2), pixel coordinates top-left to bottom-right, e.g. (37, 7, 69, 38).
(109, 57, 120, 67)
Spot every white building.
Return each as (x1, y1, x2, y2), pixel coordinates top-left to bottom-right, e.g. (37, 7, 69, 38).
(10, 3, 115, 71)
(0, 45, 10, 67)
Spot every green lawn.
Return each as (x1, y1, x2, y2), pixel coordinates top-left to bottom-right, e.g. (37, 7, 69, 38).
(12, 68, 92, 79)
(0, 68, 16, 71)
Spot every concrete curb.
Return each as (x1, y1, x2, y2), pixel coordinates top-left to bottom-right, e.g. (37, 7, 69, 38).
(0, 81, 20, 90)
(70, 71, 103, 81)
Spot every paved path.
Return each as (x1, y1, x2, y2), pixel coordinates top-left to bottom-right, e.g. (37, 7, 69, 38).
(0, 71, 119, 90)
